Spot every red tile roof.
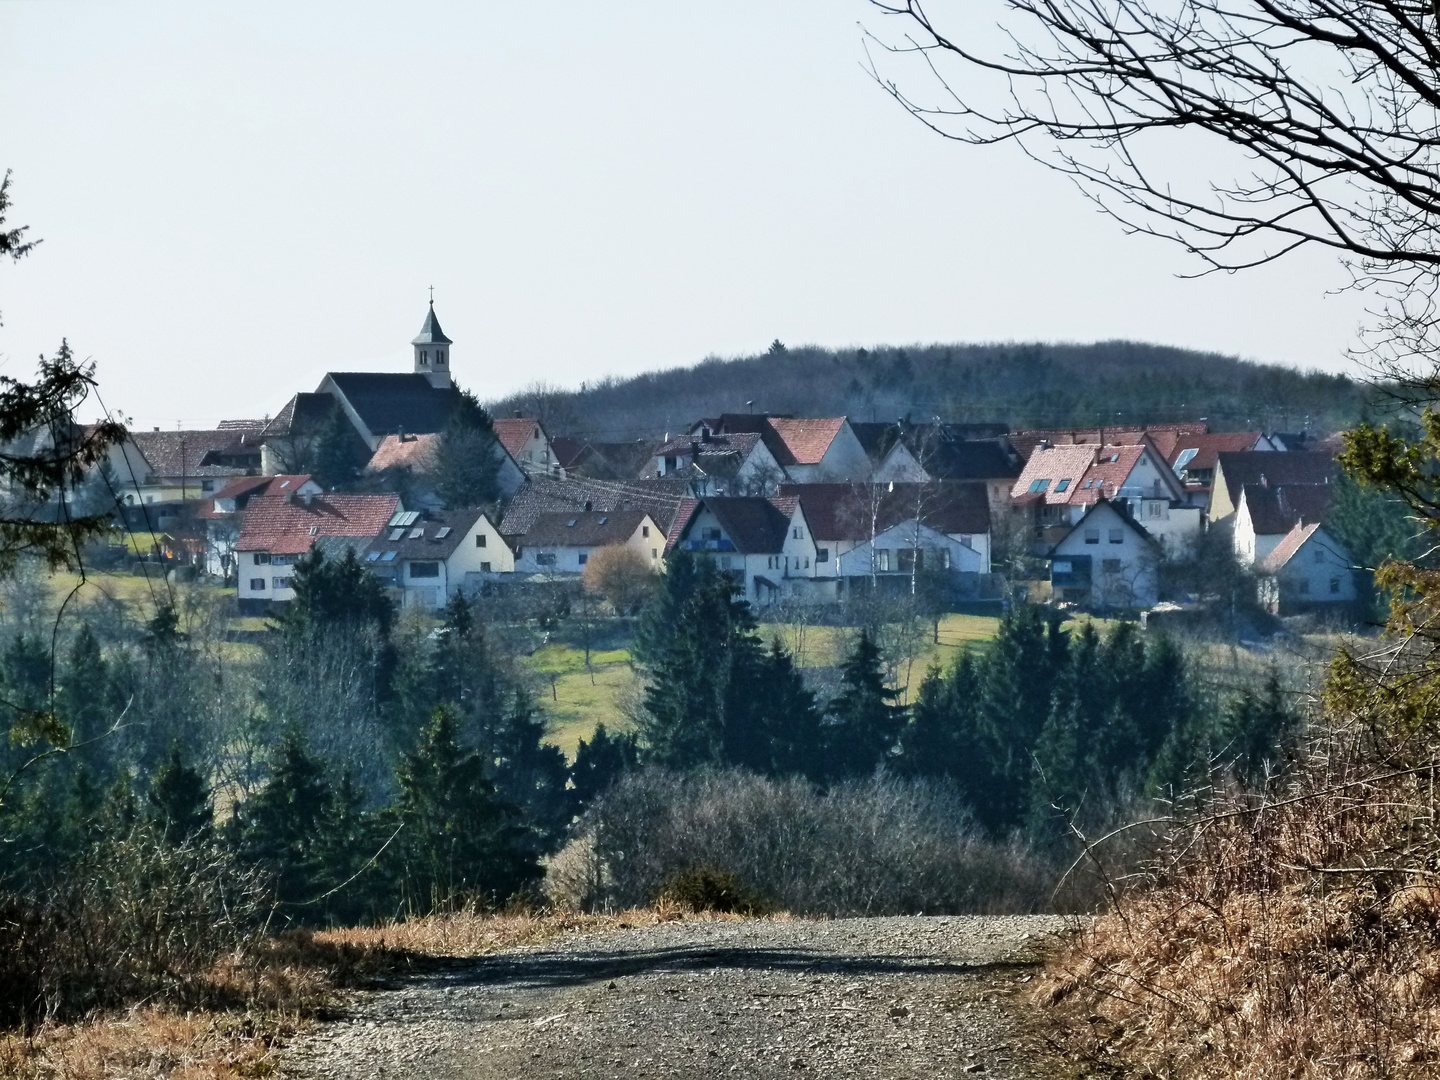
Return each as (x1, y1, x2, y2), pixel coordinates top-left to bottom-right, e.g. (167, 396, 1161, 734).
(1010, 423, 1208, 461)
(1169, 432, 1267, 475)
(1260, 522, 1322, 573)
(366, 433, 438, 473)
(199, 474, 316, 518)
(237, 493, 400, 556)
(492, 418, 544, 460)
(763, 417, 845, 466)
(1012, 444, 1158, 506)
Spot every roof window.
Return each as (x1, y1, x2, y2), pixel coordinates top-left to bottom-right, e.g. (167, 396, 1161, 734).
(434, 526, 451, 539)
(390, 528, 404, 541)
(568, 519, 577, 527)
(381, 551, 397, 562)
(1028, 479, 1050, 493)
(599, 516, 608, 525)
(366, 552, 380, 562)
(308, 526, 318, 536)
(1109, 454, 1119, 463)
(1055, 479, 1071, 493)
(408, 527, 424, 539)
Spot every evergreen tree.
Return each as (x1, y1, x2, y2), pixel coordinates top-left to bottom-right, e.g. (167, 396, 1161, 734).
(824, 630, 905, 777)
(746, 641, 824, 779)
(899, 651, 991, 792)
(282, 548, 394, 641)
(313, 405, 361, 490)
(147, 744, 212, 845)
(385, 706, 541, 913)
(60, 624, 113, 756)
(571, 722, 640, 811)
(433, 390, 503, 508)
(633, 552, 764, 768)
(235, 729, 334, 905)
(1217, 669, 1296, 785)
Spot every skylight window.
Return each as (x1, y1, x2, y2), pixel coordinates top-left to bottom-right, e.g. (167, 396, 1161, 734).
(1028, 479, 1050, 494)
(366, 552, 380, 562)
(308, 526, 318, 536)
(408, 528, 424, 539)
(387, 511, 407, 527)
(1055, 479, 1070, 493)
(389, 528, 404, 541)
(598, 517, 608, 525)
(1174, 448, 1200, 471)
(381, 551, 397, 562)
(434, 526, 451, 539)
(567, 519, 577, 527)
(280, 480, 291, 489)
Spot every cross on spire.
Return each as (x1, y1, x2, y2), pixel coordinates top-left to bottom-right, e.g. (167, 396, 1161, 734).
(428, 284, 435, 305)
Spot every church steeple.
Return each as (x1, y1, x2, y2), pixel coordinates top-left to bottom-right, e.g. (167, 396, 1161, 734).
(411, 295, 453, 389)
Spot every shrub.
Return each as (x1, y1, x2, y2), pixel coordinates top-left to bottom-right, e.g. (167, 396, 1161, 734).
(559, 767, 1067, 916)
(657, 867, 766, 915)
(581, 545, 655, 613)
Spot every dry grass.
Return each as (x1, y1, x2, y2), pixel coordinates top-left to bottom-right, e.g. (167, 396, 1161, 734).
(1033, 754, 1440, 1079)
(0, 906, 758, 1079)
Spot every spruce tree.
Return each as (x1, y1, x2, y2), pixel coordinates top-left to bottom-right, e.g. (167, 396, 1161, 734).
(824, 630, 904, 777)
(571, 722, 640, 811)
(1217, 668, 1295, 785)
(147, 744, 212, 845)
(747, 641, 824, 779)
(386, 706, 541, 913)
(235, 729, 334, 905)
(901, 650, 994, 796)
(433, 391, 503, 508)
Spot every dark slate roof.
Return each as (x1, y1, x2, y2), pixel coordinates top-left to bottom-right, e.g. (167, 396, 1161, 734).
(1216, 451, 1337, 511)
(1241, 483, 1335, 535)
(262, 393, 336, 438)
(671, 496, 794, 554)
(324, 373, 462, 438)
(128, 429, 256, 480)
(364, 508, 483, 562)
(920, 438, 1021, 480)
(778, 482, 991, 540)
(410, 302, 452, 346)
(517, 510, 650, 548)
(499, 475, 690, 536)
(849, 422, 904, 462)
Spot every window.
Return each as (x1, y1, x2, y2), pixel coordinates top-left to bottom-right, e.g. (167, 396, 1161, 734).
(1028, 479, 1051, 494)
(1055, 479, 1071, 493)
(1053, 560, 1072, 574)
(1109, 528, 1124, 544)
(1313, 547, 1325, 563)
(408, 527, 424, 539)
(480, 561, 491, 572)
(793, 527, 802, 539)
(1298, 579, 1311, 594)
(898, 549, 924, 572)
(642, 525, 650, 537)
(381, 552, 397, 562)
(578, 553, 588, 566)
(201, 480, 214, 493)
(437, 351, 445, 365)
(249, 578, 266, 591)
(804, 557, 810, 569)
(409, 562, 440, 578)
(272, 576, 291, 590)
(536, 552, 557, 567)
(308, 526, 318, 536)
(651, 548, 658, 559)
(390, 528, 405, 540)
(476, 533, 486, 547)
(255, 552, 270, 565)
(1330, 577, 1341, 594)
(878, 550, 893, 572)
(1084, 529, 1100, 545)
(366, 552, 381, 562)
(704, 527, 722, 541)
(1101, 558, 1122, 574)
(817, 548, 829, 563)
(435, 527, 451, 539)
(664, 456, 677, 472)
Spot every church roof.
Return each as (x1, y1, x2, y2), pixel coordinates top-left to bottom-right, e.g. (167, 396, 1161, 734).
(322, 373, 462, 438)
(410, 303, 452, 346)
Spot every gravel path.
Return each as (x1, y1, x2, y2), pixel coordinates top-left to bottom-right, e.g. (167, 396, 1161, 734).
(282, 915, 1074, 1079)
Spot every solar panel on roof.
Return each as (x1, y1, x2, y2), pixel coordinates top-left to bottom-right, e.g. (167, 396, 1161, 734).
(387, 511, 407, 527)
(400, 511, 420, 526)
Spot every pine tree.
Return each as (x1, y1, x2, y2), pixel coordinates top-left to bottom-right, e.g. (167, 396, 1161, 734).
(386, 706, 541, 913)
(1217, 669, 1296, 785)
(746, 641, 824, 779)
(824, 630, 904, 777)
(433, 391, 503, 508)
(147, 744, 212, 845)
(313, 405, 361, 490)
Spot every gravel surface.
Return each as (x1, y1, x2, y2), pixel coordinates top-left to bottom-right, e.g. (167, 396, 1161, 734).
(282, 915, 1075, 1079)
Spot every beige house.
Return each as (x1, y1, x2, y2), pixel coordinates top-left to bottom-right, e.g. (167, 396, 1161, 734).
(513, 511, 664, 576)
(362, 508, 513, 609)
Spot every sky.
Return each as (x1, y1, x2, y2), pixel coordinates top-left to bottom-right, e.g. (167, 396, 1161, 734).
(0, 1, 1370, 430)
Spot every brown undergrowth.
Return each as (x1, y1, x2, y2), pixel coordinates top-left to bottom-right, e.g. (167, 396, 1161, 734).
(1033, 742, 1440, 1079)
(0, 904, 745, 1079)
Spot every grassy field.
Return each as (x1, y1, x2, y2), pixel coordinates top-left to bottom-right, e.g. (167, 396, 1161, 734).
(522, 642, 640, 760)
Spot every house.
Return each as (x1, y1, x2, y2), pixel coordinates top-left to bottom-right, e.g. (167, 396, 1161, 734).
(109, 427, 262, 506)
(665, 496, 821, 606)
(198, 474, 321, 579)
(1257, 523, 1356, 614)
(863, 426, 1023, 514)
(258, 393, 343, 476)
(499, 474, 690, 540)
(1049, 499, 1162, 610)
(361, 508, 513, 609)
(1010, 441, 1198, 555)
(649, 431, 784, 494)
(779, 481, 993, 574)
(1010, 423, 1208, 462)
(361, 430, 525, 505)
(1233, 483, 1334, 565)
(493, 417, 561, 478)
(512, 511, 664, 576)
(835, 518, 988, 596)
(1209, 450, 1337, 523)
(673, 414, 872, 488)
(1167, 432, 1276, 505)
(551, 437, 657, 481)
(234, 492, 400, 614)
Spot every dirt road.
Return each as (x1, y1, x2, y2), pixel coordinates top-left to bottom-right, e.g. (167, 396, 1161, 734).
(282, 915, 1074, 1079)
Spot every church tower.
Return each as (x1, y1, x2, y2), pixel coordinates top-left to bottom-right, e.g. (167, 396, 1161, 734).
(411, 299, 453, 389)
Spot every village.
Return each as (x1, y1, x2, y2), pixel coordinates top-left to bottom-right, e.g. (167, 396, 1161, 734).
(90, 302, 1354, 624)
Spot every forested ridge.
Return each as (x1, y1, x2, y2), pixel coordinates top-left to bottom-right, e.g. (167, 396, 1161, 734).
(493, 340, 1369, 438)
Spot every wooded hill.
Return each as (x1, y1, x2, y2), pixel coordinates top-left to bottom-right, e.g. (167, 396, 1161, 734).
(490, 340, 1370, 441)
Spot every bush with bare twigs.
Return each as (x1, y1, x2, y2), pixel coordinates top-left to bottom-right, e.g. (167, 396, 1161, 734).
(582, 544, 656, 614)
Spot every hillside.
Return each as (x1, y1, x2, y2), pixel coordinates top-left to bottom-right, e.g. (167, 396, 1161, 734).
(489, 340, 1369, 440)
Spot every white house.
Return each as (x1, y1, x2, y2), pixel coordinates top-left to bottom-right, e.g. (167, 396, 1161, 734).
(493, 417, 562, 478)
(666, 496, 825, 606)
(1233, 483, 1334, 566)
(199, 474, 321, 579)
(234, 492, 400, 614)
(834, 519, 987, 595)
(1049, 500, 1162, 610)
(362, 508, 513, 609)
(1257, 523, 1357, 614)
(513, 511, 664, 576)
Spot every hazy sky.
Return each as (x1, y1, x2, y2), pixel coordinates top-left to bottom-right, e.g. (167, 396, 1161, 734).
(0, 2, 1369, 429)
